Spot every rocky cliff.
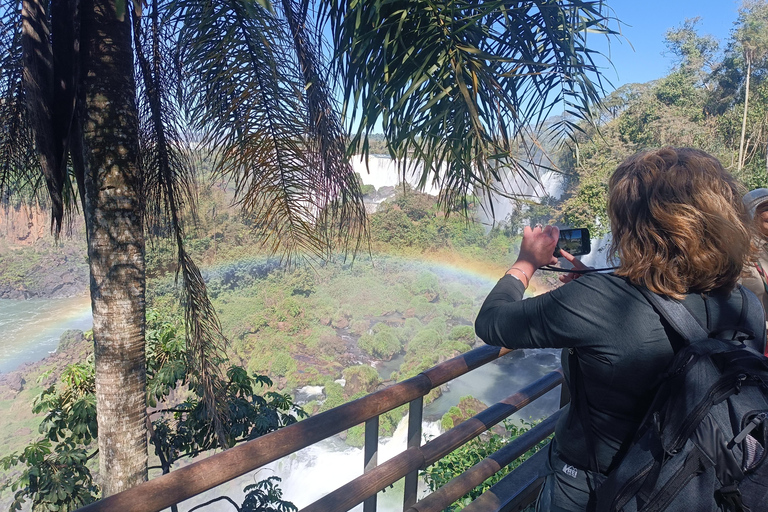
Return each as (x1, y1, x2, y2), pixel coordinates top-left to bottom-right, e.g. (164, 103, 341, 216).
(0, 204, 88, 299)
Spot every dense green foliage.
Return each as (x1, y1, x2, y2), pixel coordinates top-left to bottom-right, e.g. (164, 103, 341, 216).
(423, 419, 549, 511)
(0, 360, 98, 511)
(557, 9, 768, 237)
(0, 312, 304, 512)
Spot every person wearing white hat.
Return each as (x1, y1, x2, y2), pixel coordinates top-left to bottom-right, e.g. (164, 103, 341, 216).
(742, 188, 768, 339)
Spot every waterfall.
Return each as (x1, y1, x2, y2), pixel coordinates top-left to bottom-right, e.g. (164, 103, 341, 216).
(580, 232, 613, 270)
(350, 154, 441, 196)
(350, 154, 564, 226)
(179, 415, 443, 511)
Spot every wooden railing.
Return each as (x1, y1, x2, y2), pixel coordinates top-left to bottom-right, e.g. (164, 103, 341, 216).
(76, 345, 566, 512)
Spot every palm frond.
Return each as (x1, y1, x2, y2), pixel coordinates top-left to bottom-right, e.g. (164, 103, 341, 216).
(174, 0, 365, 263)
(326, 0, 618, 217)
(281, 0, 367, 255)
(20, 0, 67, 232)
(1, 0, 81, 228)
(134, 1, 229, 447)
(0, 1, 41, 204)
(177, 247, 230, 447)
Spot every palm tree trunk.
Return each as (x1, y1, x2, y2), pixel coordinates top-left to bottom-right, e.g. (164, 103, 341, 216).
(739, 57, 752, 172)
(79, 0, 147, 496)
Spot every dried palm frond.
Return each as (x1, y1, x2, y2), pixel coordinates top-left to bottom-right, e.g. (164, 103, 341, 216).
(134, 0, 230, 447)
(174, 0, 366, 264)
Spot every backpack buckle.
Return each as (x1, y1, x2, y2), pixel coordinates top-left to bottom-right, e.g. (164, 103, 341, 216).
(715, 483, 748, 512)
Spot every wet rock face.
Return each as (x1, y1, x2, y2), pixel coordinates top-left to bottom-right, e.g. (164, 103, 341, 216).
(0, 372, 26, 399)
(1, 372, 25, 392)
(0, 205, 89, 299)
(59, 329, 87, 352)
(0, 206, 48, 245)
(0, 246, 89, 299)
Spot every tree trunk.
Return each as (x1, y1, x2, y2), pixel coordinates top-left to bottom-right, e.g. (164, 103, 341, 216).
(739, 56, 752, 172)
(79, 0, 147, 496)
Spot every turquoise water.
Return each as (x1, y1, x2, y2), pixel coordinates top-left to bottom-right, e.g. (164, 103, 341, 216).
(424, 348, 562, 422)
(0, 297, 92, 373)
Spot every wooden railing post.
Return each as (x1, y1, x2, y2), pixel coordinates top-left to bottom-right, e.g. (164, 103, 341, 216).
(403, 397, 424, 510)
(364, 416, 380, 512)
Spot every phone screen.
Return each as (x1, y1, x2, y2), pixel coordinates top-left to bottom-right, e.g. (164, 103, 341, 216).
(554, 228, 591, 257)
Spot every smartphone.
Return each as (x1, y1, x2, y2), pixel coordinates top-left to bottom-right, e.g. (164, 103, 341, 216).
(554, 228, 591, 257)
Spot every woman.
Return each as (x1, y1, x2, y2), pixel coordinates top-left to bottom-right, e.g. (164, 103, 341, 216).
(474, 147, 766, 511)
(742, 188, 768, 335)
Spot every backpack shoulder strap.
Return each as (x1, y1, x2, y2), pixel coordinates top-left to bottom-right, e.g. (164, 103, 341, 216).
(637, 285, 764, 349)
(738, 285, 767, 354)
(635, 287, 709, 345)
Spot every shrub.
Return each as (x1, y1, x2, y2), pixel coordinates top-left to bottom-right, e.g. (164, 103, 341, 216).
(358, 330, 402, 359)
(349, 319, 370, 336)
(320, 381, 345, 411)
(342, 365, 380, 395)
(271, 352, 297, 377)
(426, 317, 448, 337)
(346, 424, 365, 447)
(422, 419, 550, 511)
(408, 296, 436, 318)
(449, 326, 476, 345)
(408, 329, 441, 353)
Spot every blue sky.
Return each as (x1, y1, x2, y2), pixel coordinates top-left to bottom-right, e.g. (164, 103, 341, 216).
(592, 0, 742, 89)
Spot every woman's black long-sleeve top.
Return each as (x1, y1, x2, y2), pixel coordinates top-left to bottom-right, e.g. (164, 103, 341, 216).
(474, 272, 758, 473)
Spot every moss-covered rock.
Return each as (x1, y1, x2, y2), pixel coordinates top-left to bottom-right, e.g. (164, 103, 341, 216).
(440, 396, 488, 430)
(342, 365, 380, 396)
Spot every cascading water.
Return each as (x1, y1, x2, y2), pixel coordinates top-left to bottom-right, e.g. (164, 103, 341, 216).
(181, 349, 562, 512)
(178, 414, 444, 511)
(351, 154, 440, 197)
(580, 232, 613, 270)
(350, 154, 565, 225)
(475, 166, 565, 228)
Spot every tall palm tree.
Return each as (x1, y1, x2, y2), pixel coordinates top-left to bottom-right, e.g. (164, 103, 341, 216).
(0, 0, 617, 496)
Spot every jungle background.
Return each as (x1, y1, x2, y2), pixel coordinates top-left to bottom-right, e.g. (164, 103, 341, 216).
(3, 4, 768, 511)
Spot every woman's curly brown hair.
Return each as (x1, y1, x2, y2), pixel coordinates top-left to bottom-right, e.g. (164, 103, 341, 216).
(608, 147, 751, 299)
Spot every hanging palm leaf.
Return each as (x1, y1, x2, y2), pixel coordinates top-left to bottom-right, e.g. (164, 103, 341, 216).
(325, 0, 617, 216)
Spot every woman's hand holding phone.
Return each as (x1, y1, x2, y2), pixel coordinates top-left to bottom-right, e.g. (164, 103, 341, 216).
(512, 225, 560, 276)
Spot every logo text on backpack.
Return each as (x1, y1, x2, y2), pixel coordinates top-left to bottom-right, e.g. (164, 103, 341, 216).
(562, 464, 578, 478)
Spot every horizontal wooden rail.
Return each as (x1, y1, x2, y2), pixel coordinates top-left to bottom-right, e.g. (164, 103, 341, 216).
(301, 368, 564, 512)
(462, 446, 550, 512)
(406, 408, 562, 512)
(76, 345, 511, 512)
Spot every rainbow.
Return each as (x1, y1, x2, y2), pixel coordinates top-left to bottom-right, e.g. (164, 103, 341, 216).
(195, 250, 549, 297)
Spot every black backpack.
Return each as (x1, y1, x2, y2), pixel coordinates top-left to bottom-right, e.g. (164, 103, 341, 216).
(586, 286, 768, 512)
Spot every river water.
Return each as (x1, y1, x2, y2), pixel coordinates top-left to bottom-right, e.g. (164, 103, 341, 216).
(0, 298, 562, 511)
(0, 296, 92, 373)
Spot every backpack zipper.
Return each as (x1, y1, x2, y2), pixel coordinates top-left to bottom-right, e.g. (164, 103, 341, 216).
(668, 374, 749, 454)
(611, 460, 656, 511)
(666, 374, 746, 453)
(731, 412, 766, 446)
